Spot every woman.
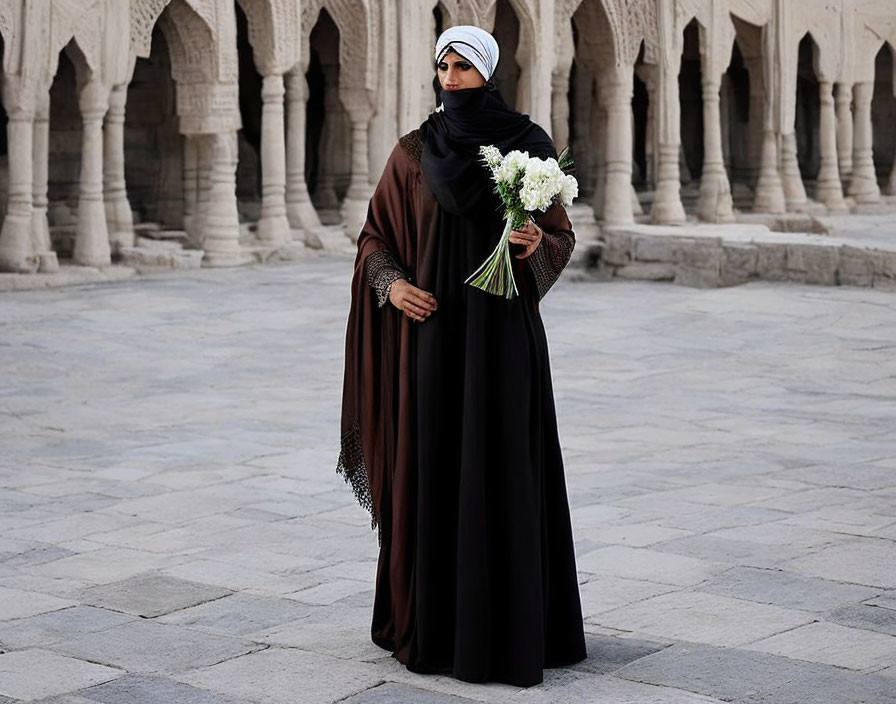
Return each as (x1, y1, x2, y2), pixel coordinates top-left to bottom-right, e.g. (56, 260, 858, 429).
(338, 25, 586, 687)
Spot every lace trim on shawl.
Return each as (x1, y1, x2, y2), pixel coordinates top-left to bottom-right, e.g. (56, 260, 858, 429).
(527, 230, 575, 299)
(337, 419, 377, 530)
(399, 130, 423, 162)
(366, 249, 410, 308)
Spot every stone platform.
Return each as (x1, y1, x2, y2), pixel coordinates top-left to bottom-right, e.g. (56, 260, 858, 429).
(1, 258, 896, 703)
(583, 209, 896, 290)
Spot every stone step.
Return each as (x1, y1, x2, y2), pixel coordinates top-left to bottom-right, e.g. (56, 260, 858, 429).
(585, 215, 896, 290)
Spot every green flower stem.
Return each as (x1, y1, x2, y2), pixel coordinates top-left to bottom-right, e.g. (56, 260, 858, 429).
(465, 212, 525, 299)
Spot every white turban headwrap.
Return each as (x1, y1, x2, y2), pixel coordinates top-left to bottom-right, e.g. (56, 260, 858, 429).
(434, 26, 500, 81)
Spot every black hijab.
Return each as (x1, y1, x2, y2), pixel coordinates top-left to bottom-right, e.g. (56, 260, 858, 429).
(421, 84, 555, 217)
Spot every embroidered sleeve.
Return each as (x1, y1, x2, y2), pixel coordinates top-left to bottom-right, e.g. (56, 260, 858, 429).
(526, 228, 575, 300)
(365, 249, 410, 308)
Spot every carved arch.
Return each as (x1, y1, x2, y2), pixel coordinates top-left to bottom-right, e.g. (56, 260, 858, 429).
(236, 0, 300, 75)
(301, 0, 375, 94)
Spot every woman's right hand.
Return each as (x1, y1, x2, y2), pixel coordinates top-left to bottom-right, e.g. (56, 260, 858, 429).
(389, 279, 438, 322)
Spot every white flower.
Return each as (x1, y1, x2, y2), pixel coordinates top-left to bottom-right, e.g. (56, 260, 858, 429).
(495, 150, 530, 185)
(519, 157, 565, 211)
(479, 145, 503, 170)
(558, 174, 578, 206)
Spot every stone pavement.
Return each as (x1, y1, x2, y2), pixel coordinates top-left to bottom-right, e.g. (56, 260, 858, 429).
(2, 256, 896, 703)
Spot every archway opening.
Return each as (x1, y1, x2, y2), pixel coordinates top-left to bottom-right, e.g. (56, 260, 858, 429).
(679, 18, 703, 195)
(47, 43, 85, 258)
(724, 16, 763, 210)
(0, 34, 8, 224)
(633, 42, 649, 188)
(871, 42, 896, 189)
(795, 33, 820, 192)
(235, 1, 263, 222)
(306, 8, 348, 225)
(567, 16, 598, 202)
(124, 26, 182, 230)
(492, 0, 521, 109)
(433, 2, 446, 38)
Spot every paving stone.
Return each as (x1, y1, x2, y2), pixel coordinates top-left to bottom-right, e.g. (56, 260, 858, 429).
(76, 675, 254, 704)
(52, 620, 262, 674)
(0, 585, 74, 621)
(340, 682, 480, 703)
(569, 632, 669, 675)
(744, 621, 896, 670)
(594, 591, 814, 647)
(616, 641, 896, 704)
(867, 590, 896, 610)
(254, 604, 383, 661)
(510, 668, 727, 703)
(579, 576, 678, 617)
(157, 592, 311, 636)
(2, 545, 78, 568)
(577, 545, 728, 587)
(698, 566, 881, 612)
(80, 572, 231, 617)
(652, 534, 807, 568)
(177, 648, 382, 704)
(0, 605, 136, 648)
(782, 540, 896, 588)
(826, 603, 896, 636)
(0, 649, 122, 701)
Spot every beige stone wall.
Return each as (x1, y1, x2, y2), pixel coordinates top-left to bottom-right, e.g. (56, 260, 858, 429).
(0, 0, 895, 273)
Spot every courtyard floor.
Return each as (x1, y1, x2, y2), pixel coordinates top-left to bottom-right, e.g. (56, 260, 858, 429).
(1, 256, 896, 703)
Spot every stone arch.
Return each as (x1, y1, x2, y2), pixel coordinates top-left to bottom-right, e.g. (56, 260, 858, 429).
(679, 17, 704, 189)
(46, 37, 93, 253)
(492, 0, 522, 108)
(124, 23, 183, 230)
(305, 6, 349, 224)
(569, 0, 617, 206)
(235, 0, 300, 76)
(234, 1, 263, 220)
(795, 32, 821, 189)
(872, 41, 896, 191)
(724, 14, 764, 204)
(633, 41, 650, 186)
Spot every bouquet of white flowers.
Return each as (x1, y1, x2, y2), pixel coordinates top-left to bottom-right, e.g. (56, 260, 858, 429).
(466, 145, 578, 299)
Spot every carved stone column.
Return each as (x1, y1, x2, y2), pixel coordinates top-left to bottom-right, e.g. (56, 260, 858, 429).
(31, 93, 52, 256)
(183, 134, 200, 246)
(285, 69, 322, 233)
(835, 82, 853, 183)
(0, 94, 37, 272)
(753, 26, 785, 213)
(697, 75, 734, 222)
(200, 132, 250, 266)
(339, 92, 374, 242)
(780, 131, 808, 211)
(815, 79, 846, 212)
(73, 79, 111, 267)
(256, 73, 291, 244)
(551, 70, 571, 150)
(651, 57, 686, 224)
(103, 83, 134, 252)
(848, 82, 880, 204)
(601, 68, 634, 226)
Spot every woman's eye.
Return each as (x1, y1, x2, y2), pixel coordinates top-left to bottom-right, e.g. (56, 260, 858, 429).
(458, 63, 472, 70)
(437, 63, 448, 71)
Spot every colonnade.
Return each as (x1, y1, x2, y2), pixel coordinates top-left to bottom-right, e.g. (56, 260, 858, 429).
(0, 0, 895, 275)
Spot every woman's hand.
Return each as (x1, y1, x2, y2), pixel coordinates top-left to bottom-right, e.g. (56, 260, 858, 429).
(509, 221, 543, 259)
(389, 279, 438, 322)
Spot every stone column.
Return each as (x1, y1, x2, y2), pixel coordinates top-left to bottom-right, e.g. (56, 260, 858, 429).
(651, 59, 686, 224)
(183, 134, 200, 246)
(103, 83, 134, 253)
(200, 131, 249, 266)
(551, 70, 570, 150)
(73, 79, 111, 267)
(848, 82, 880, 204)
(285, 69, 322, 233)
(31, 93, 52, 256)
(835, 82, 853, 183)
(256, 73, 291, 244)
(0, 98, 37, 272)
(887, 159, 896, 196)
(697, 75, 734, 222)
(780, 131, 808, 211)
(815, 79, 846, 211)
(601, 68, 634, 226)
(339, 94, 374, 242)
(753, 26, 785, 214)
